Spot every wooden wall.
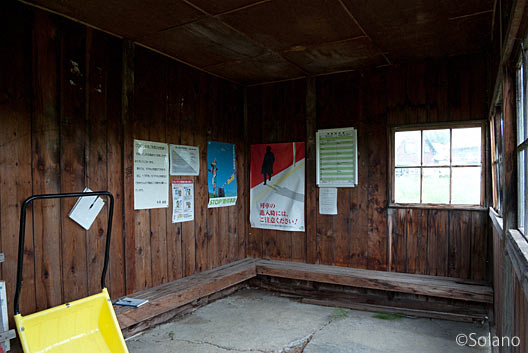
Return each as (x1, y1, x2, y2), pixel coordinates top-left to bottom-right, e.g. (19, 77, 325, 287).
(247, 55, 490, 281)
(491, 220, 528, 353)
(488, 1, 528, 350)
(0, 1, 246, 320)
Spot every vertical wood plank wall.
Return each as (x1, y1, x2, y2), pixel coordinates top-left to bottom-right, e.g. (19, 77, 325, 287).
(247, 56, 490, 281)
(491, 224, 528, 353)
(1, 0, 494, 324)
(0, 3, 246, 319)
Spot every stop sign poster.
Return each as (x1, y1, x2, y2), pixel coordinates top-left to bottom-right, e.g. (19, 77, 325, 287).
(250, 142, 305, 232)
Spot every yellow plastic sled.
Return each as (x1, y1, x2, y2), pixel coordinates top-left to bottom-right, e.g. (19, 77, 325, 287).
(13, 192, 129, 353)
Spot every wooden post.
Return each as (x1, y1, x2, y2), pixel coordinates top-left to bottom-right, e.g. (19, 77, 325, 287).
(305, 77, 317, 264)
(502, 66, 517, 234)
(122, 39, 136, 294)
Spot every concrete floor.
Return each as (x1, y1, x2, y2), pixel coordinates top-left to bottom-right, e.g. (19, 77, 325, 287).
(127, 289, 491, 353)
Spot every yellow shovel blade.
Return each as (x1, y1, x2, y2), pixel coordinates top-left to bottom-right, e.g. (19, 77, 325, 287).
(15, 288, 128, 353)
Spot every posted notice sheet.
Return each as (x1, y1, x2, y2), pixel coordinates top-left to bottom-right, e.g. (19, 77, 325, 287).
(172, 179, 194, 223)
(170, 144, 200, 176)
(319, 187, 338, 215)
(134, 139, 169, 210)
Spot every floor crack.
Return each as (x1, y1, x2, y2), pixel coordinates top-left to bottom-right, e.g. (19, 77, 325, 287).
(172, 337, 272, 353)
(279, 315, 336, 353)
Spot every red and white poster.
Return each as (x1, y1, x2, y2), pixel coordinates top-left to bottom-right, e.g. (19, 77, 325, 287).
(250, 142, 305, 232)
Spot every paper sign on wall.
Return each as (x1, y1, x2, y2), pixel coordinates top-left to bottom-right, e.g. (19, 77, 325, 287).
(134, 139, 169, 210)
(172, 179, 194, 223)
(319, 187, 338, 215)
(68, 187, 105, 230)
(170, 144, 200, 176)
(316, 127, 358, 187)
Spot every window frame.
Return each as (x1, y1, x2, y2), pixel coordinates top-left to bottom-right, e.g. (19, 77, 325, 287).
(490, 104, 504, 216)
(389, 121, 487, 210)
(515, 46, 528, 237)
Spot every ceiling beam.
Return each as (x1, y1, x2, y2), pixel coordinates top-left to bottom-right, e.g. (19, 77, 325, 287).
(281, 35, 368, 53)
(135, 42, 240, 84)
(180, 0, 311, 76)
(336, 0, 392, 65)
(18, 0, 123, 39)
(214, 0, 272, 17)
(448, 9, 494, 21)
(491, 0, 499, 41)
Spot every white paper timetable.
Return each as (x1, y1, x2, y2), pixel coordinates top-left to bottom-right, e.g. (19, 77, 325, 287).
(316, 127, 358, 188)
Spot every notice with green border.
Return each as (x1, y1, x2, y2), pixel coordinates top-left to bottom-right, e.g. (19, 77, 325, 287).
(316, 127, 358, 187)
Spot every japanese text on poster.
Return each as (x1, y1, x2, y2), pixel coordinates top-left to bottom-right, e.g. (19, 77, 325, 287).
(250, 142, 305, 232)
(134, 139, 169, 210)
(172, 179, 194, 223)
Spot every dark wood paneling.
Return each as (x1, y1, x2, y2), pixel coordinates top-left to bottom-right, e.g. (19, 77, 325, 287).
(106, 36, 126, 298)
(0, 1, 36, 321)
(491, 222, 528, 353)
(390, 209, 488, 279)
(247, 55, 490, 281)
(0, 2, 246, 321)
(59, 19, 89, 303)
(31, 10, 63, 311)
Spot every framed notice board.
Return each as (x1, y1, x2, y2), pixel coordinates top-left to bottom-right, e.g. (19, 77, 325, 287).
(316, 127, 358, 187)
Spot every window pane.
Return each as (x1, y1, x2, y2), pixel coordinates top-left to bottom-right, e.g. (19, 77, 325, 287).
(452, 128, 481, 165)
(524, 148, 528, 235)
(519, 149, 526, 232)
(395, 168, 420, 203)
(395, 131, 421, 166)
(423, 129, 450, 166)
(497, 162, 503, 213)
(422, 168, 450, 203)
(452, 167, 481, 204)
(517, 64, 525, 144)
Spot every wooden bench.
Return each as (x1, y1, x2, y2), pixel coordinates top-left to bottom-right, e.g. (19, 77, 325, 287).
(115, 258, 492, 336)
(115, 258, 257, 336)
(255, 259, 493, 304)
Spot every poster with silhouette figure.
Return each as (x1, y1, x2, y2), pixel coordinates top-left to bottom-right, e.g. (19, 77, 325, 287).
(207, 141, 237, 208)
(250, 142, 305, 232)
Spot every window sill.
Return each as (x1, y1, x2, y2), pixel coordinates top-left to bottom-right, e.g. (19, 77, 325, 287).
(489, 207, 504, 235)
(389, 203, 487, 212)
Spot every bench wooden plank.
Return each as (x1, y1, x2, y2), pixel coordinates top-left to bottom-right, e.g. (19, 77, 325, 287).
(114, 258, 492, 333)
(115, 258, 257, 329)
(255, 260, 493, 303)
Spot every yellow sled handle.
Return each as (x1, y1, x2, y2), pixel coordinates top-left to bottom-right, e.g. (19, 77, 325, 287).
(14, 191, 114, 315)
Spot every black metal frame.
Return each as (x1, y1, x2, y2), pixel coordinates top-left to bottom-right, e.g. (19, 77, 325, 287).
(14, 192, 114, 315)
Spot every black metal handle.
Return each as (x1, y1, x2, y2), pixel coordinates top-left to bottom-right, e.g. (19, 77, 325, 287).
(14, 191, 114, 315)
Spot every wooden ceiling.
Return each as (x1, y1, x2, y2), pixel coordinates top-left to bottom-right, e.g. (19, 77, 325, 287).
(21, 0, 494, 85)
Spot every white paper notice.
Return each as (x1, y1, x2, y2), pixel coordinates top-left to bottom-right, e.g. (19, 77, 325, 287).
(68, 187, 105, 230)
(170, 144, 200, 176)
(319, 187, 338, 215)
(172, 179, 194, 223)
(134, 140, 169, 210)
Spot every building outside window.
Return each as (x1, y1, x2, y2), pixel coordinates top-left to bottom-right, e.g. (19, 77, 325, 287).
(391, 124, 485, 207)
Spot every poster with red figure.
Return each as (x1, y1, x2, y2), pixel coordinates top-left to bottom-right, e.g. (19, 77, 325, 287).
(250, 142, 305, 232)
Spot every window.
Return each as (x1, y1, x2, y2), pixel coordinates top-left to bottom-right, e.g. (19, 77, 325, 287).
(391, 124, 485, 206)
(491, 105, 504, 215)
(516, 48, 528, 235)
